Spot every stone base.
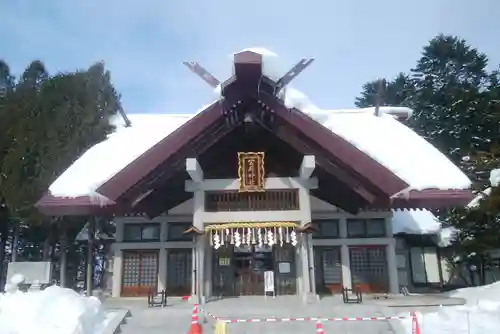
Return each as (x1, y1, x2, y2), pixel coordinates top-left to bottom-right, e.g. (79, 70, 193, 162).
(302, 292, 320, 304)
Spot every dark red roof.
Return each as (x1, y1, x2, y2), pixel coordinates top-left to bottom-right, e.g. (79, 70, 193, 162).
(35, 50, 473, 216)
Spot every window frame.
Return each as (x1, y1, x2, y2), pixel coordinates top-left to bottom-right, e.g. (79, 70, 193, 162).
(346, 218, 386, 238)
(123, 223, 161, 242)
(409, 246, 443, 286)
(167, 222, 193, 242)
(312, 219, 340, 239)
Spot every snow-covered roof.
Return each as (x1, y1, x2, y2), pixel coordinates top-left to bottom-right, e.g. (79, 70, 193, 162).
(392, 209, 441, 235)
(49, 113, 195, 198)
(48, 48, 470, 199)
(392, 209, 456, 245)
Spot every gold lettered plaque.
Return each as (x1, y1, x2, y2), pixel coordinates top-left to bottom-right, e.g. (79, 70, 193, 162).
(237, 152, 265, 192)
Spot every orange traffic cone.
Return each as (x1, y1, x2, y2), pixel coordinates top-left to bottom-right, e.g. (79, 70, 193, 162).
(187, 304, 202, 334)
(411, 312, 420, 334)
(316, 319, 325, 334)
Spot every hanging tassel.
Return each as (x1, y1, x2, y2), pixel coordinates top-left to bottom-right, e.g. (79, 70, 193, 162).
(234, 229, 241, 247)
(214, 230, 221, 249)
(230, 228, 235, 245)
(241, 228, 246, 245)
(273, 227, 278, 244)
(247, 228, 251, 246)
(285, 227, 290, 243)
(258, 228, 263, 247)
(263, 228, 268, 245)
(279, 227, 284, 247)
(290, 230, 297, 246)
(209, 230, 213, 246)
(267, 228, 274, 246)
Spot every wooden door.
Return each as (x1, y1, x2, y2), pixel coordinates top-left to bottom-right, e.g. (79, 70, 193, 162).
(314, 247, 342, 294)
(273, 244, 296, 295)
(212, 245, 235, 296)
(121, 250, 159, 296)
(166, 249, 192, 296)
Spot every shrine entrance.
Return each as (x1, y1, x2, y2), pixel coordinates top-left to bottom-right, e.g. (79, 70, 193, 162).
(211, 243, 297, 296)
(207, 223, 305, 297)
(233, 244, 273, 295)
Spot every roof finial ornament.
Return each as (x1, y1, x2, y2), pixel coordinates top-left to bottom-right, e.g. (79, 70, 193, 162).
(275, 58, 314, 93)
(183, 61, 220, 88)
(374, 79, 386, 117)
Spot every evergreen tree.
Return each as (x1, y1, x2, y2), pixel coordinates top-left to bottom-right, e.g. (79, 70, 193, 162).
(409, 35, 500, 180)
(355, 36, 500, 287)
(0, 60, 122, 286)
(355, 73, 415, 108)
(355, 35, 500, 183)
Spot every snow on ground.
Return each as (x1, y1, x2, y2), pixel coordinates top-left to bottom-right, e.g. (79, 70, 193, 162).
(0, 274, 114, 334)
(398, 282, 500, 333)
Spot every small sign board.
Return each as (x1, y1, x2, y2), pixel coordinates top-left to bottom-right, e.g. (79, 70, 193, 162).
(238, 152, 265, 192)
(264, 270, 275, 297)
(7, 261, 53, 285)
(278, 262, 291, 274)
(219, 257, 230, 266)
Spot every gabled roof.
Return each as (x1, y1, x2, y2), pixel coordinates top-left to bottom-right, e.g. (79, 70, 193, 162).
(36, 49, 472, 216)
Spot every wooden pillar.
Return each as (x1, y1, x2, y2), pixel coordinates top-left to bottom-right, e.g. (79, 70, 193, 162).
(86, 218, 96, 296)
(59, 222, 68, 287)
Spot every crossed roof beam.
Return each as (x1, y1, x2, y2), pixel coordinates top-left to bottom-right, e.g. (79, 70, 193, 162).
(183, 53, 314, 93)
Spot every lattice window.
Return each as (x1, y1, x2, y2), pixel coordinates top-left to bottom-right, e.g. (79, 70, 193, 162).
(349, 246, 388, 292)
(140, 253, 158, 287)
(123, 253, 140, 287)
(121, 251, 159, 296)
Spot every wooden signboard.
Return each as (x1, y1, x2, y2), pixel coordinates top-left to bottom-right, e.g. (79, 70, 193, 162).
(237, 152, 265, 192)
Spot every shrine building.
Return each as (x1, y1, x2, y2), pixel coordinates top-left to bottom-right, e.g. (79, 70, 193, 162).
(36, 49, 473, 301)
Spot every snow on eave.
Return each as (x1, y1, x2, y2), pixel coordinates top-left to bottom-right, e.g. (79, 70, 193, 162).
(391, 209, 456, 246)
(48, 113, 196, 198)
(391, 209, 442, 235)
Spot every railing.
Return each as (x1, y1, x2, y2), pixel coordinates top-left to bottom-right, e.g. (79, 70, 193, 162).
(205, 190, 300, 212)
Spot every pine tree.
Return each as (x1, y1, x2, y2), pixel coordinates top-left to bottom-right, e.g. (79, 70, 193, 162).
(355, 35, 500, 183)
(409, 35, 500, 178)
(355, 36, 500, 286)
(0, 60, 122, 286)
(355, 73, 415, 108)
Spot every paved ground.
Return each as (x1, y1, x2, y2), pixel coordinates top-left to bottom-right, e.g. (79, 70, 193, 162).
(104, 294, 464, 334)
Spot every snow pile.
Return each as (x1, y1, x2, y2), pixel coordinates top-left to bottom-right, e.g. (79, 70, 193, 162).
(397, 282, 500, 333)
(0, 275, 109, 334)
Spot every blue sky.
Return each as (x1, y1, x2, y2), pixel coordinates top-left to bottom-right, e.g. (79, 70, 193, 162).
(1, 0, 499, 114)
